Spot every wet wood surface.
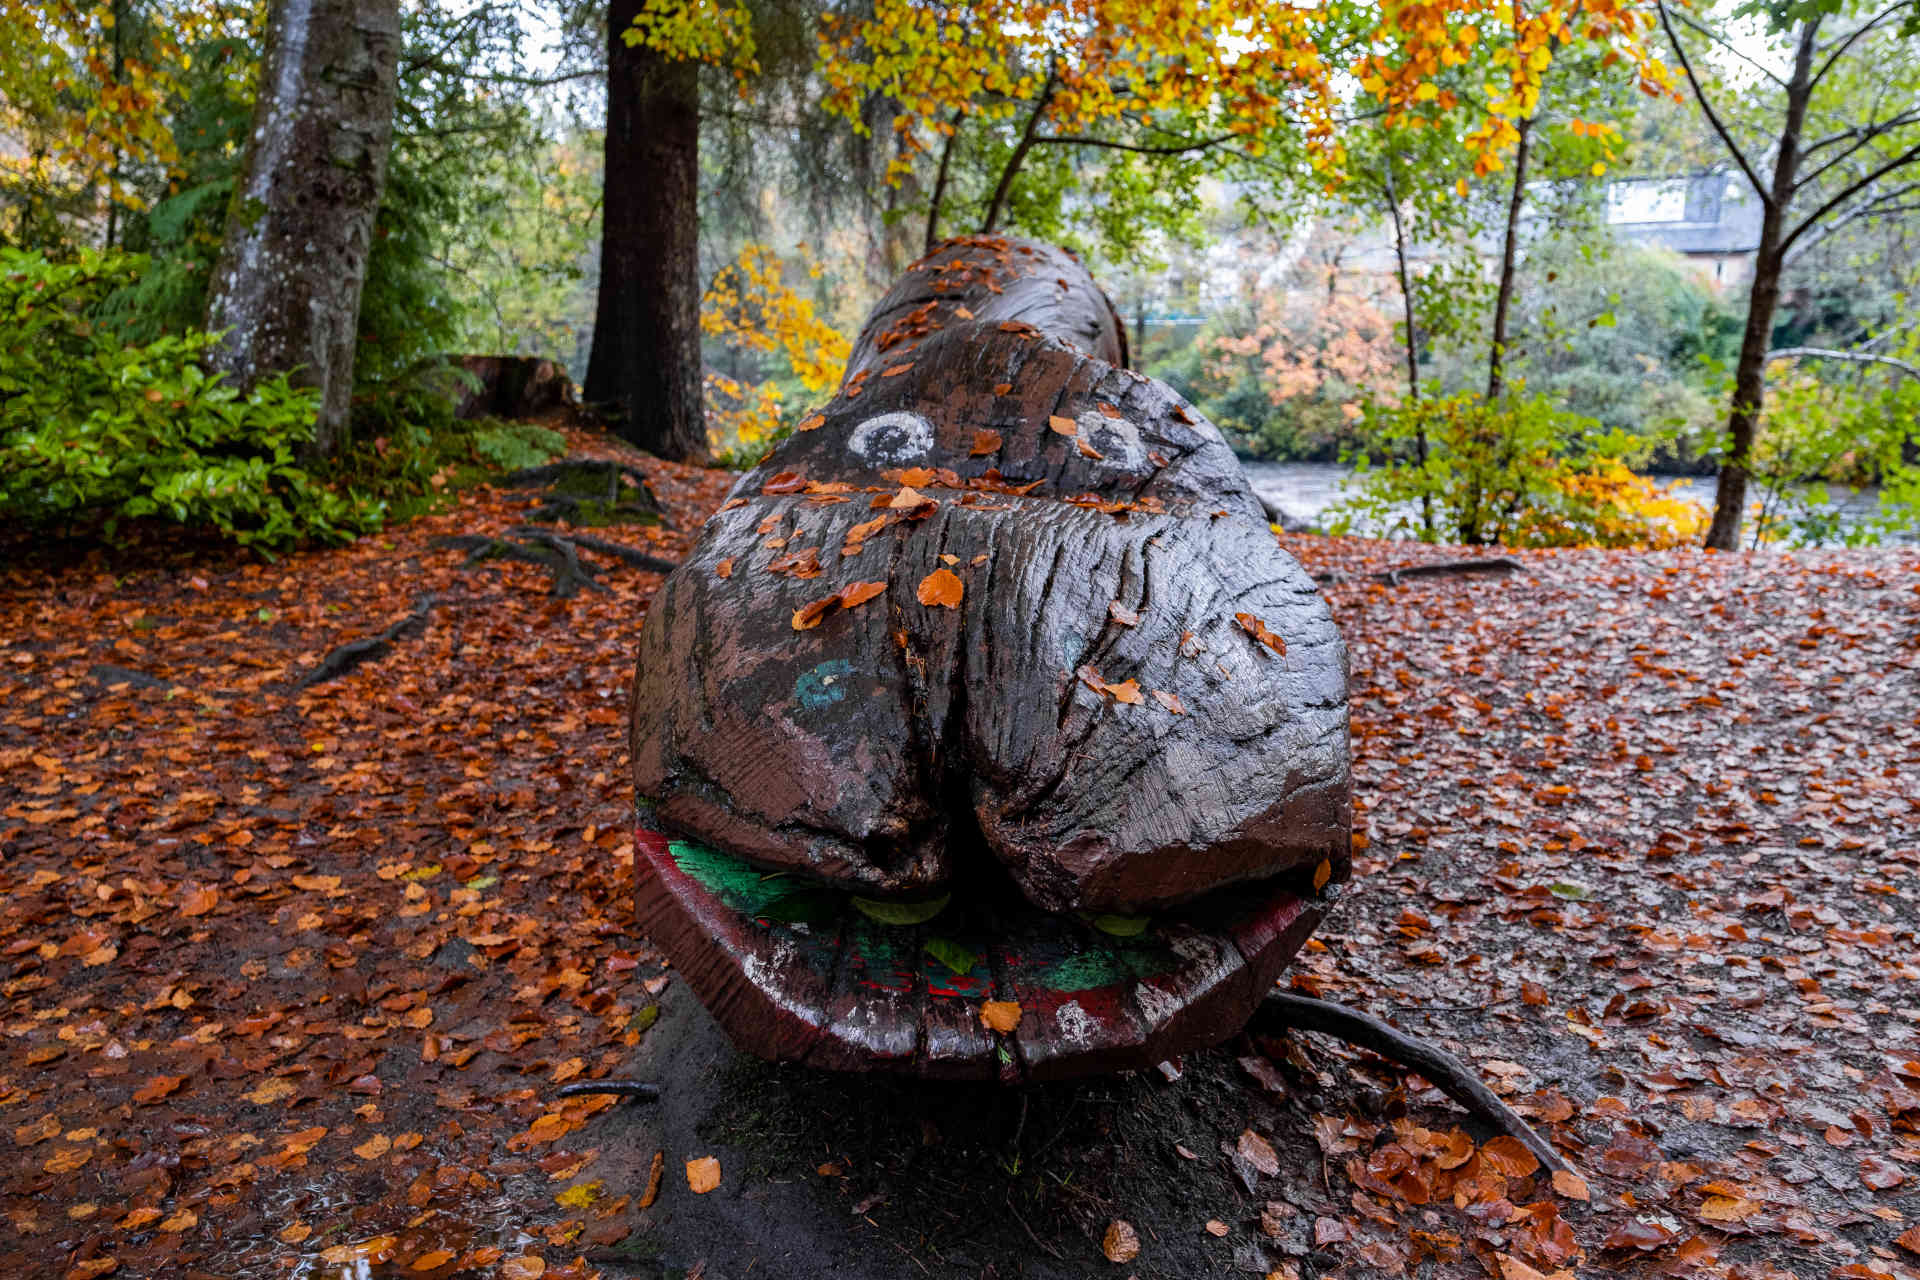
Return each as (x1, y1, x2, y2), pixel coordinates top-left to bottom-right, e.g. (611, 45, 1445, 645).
(629, 235, 1351, 1078)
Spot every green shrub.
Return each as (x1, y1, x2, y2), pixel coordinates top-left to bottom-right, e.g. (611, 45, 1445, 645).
(0, 248, 382, 551)
(474, 422, 568, 471)
(1332, 389, 1708, 548)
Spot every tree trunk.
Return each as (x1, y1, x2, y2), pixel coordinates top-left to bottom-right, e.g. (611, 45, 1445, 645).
(1382, 159, 1432, 539)
(1486, 116, 1532, 403)
(204, 0, 401, 461)
(1704, 20, 1817, 551)
(583, 0, 709, 464)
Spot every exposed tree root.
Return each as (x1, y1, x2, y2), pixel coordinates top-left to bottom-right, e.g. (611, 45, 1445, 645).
(1250, 991, 1574, 1176)
(434, 533, 607, 598)
(508, 526, 679, 576)
(295, 595, 438, 690)
(1315, 557, 1524, 588)
(436, 529, 681, 597)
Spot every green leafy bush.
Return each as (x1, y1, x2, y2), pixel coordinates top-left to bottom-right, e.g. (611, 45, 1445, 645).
(0, 248, 382, 551)
(1332, 389, 1708, 548)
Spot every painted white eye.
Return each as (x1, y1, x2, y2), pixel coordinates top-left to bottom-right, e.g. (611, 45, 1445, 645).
(847, 411, 934, 464)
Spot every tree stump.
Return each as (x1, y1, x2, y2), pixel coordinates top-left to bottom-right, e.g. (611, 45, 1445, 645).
(628, 236, 1351, 1081)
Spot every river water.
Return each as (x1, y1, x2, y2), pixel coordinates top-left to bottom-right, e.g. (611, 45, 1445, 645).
(1240, 459, 1908, 547)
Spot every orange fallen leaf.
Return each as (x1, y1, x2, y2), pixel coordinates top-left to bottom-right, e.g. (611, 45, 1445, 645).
(1204, 1219, 1230, 1236)
(1076, 437, 1104, 460)
(1048, 414, 1078, 436)
(970, 429, 1002, 456)
(178, 884, 218, 917)
(1102, 1219, 1140, 1262)
(279, 1223, 312, 1244)
(1106, 678, 1143, 706)
(1151, 690, 1184, 715)
(1234, 612, 1287, 656)
(838, 581, 887, 609)
(501, 1259, 547, 1280)
(354, 1134, 392, 1160)
(993, 382, 1013, 394)
(791, 596, 837, 631)
(1551, 1169, 1590, 1201)
(131, 1075, 185, 1105)
(797, 413, 825, 432)
(979, 1000, 1021, 1033)
(882, 362, 914, 377)
(638, 1149, 665, 1209)
(65, 1260, 116, 1280)
(281, 1126, 327, 1155)
(410, 1249, 455, 1271)
(1479, 1135, 1540, 1178)
(715, 558, 734, 579)
(157, 1209, 196, 1233)
(119, 1208, 162, 1230)
(522, 1114, 571, 1145)
(917, 569, 963, 608)
(687, 1156, 722, 1194)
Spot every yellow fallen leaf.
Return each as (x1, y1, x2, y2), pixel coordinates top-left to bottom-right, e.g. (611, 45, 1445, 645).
(556, 1180, 604, 1210)
(244, 1077, 296, 1106)
(157, 1209, 196, 1233)
(353, 1134, 391, 1160)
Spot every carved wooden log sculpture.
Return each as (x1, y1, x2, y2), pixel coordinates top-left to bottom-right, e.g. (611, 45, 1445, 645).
(629, 236, 1351, 1082)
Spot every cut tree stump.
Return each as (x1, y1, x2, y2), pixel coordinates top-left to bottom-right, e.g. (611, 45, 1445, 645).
(627, 235, 1352, 1080)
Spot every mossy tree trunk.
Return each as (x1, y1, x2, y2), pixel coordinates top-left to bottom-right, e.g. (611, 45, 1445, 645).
(204, 0, 401, 461)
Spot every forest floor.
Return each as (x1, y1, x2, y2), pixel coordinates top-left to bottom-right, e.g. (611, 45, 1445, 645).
(2, 428, 1918, 1280)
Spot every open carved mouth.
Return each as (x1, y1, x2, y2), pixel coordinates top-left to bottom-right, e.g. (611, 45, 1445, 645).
(627, 236, 1351, 1080)
(634, 819, 1332, 1082)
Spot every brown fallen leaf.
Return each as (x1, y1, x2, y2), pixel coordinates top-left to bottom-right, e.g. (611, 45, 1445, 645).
(917, 568, 963, 608)
(65, 1260, 116, 1280)
(1151, 689, 1184, 714)
(687, 1156, 722, 1194)
(1102, 1219, 1140, 1263)
(979, 1000, 1021, 1033)
(1204, 1219, 1230, 1237)
(970, 429, 1002, 456)
(1861, 1154, 1907, 1190)
(1237, 1128, 1280, 1176)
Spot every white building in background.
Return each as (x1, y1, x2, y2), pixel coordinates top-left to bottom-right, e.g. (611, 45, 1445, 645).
(1604, 173, 1765, 286)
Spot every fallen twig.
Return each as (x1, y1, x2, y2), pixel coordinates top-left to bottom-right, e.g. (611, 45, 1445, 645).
(1250, 991, 1574, 1176)
(294, 595, 438, 690)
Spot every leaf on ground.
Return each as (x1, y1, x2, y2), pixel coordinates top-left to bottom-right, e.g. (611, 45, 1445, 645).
(1102, 1219, 1140, 1263)
(686, 1156, 721, 1194)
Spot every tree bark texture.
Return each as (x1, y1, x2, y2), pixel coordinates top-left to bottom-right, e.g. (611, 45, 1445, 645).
(204, 0, 400, 460)
(583, 0, 709, 464)
(627, 236, 1351, 1079)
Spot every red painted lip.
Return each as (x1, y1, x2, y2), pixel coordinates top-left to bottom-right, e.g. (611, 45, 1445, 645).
(634, 824, 1328, 1083)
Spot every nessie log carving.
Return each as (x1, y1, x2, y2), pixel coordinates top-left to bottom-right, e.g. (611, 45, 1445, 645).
(629, 236, 1351, 1082)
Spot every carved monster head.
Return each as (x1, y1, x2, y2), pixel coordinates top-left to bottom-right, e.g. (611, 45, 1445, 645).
(630, 236, 1350, 1081)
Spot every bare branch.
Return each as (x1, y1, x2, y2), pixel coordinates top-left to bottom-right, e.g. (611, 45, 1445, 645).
(1032, 132, 1236, 156)
(1783, 185, 1920, 263)
(1657, 1, 1771, 205)
(1669, 7, 1789, 88)
(1781, 140, 1920, 257)
(1765, 346, 1920, 380)
(1809, 0, 1917, 89)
